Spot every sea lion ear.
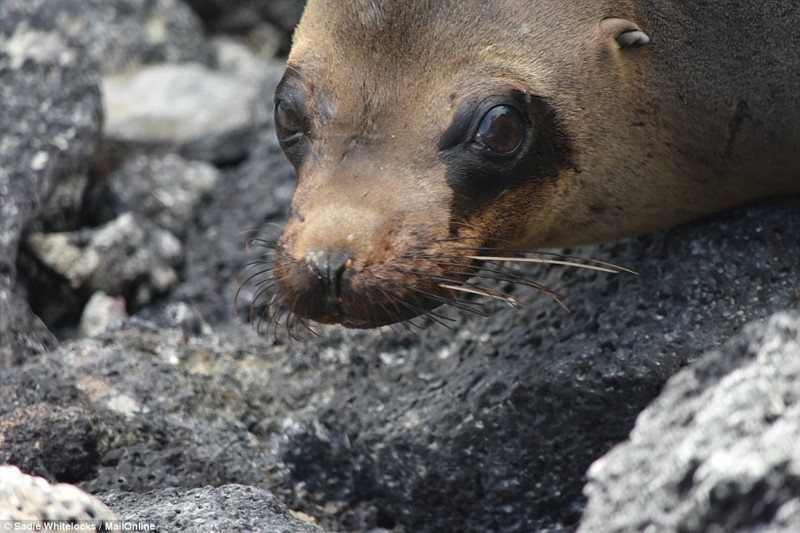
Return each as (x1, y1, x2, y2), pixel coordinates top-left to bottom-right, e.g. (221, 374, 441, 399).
(600, 18, 650, 48)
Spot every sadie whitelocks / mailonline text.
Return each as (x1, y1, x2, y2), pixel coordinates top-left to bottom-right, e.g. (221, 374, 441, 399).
(1, 522, 157, 531)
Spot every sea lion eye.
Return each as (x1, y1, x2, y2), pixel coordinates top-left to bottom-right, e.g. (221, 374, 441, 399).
(474, 105, 525, 154)
(274, 98, 304, 143)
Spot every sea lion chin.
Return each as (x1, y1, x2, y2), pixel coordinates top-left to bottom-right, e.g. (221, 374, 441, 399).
(259, 0, 800, 329)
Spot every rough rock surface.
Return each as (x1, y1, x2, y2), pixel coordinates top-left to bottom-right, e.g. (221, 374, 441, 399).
(0, 1, 799, 532)
(0, 0, 102, 365)
(84, 154, 219, 235)
(29, 213, 183, 297)
(0, 319, 325, 532)
(579, 312, 800, 533)
(0, 0, 209, 75)
(105, 485, 321, 532)
(26, 212, 183, 333)
(0, 465, 116, 522)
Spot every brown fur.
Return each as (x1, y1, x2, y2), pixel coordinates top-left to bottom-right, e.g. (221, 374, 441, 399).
(266, 0, 800, 327)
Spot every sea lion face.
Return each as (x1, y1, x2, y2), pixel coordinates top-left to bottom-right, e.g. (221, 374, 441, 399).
(271, 1, 575, 327)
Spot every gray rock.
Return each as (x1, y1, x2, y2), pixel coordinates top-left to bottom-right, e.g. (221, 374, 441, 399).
(0, 465, 116, 523)
(86, 154, 219, 235)
(27, 213, 183, 306)
(579, 311, 800, 533)
(184, 0, 305, 35)
(211, 35, 283, 82)
(0, 295, 57, 368)
(78, 292, 127, 338)
(0, 321, 273, 493)
(0, 405, 99, 483)
(103, 62, 274, 163)
(0, 0, 209, 75)
(0, 2, 103, 365)
(104, 485, 323, 532)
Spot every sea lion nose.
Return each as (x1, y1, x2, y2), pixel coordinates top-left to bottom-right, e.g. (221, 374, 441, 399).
(306, 250, 354, 303)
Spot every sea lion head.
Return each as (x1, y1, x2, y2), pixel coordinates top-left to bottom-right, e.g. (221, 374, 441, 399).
(268, 0, 624, 328)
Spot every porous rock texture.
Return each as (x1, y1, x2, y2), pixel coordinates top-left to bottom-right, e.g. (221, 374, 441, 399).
(0, 0, 798, 532)
(0, 465, 116, 523)
(0, 0, 102, 365)
(579, 312, 800, 532)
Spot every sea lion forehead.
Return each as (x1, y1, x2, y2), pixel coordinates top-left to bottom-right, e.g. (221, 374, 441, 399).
(297, 0, 515, 61)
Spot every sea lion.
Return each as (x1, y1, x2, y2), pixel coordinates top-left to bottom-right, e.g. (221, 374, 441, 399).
(261, 0, 800, 328)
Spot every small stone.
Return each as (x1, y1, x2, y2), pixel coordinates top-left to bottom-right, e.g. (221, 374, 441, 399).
(79, 292, 127, 338)
(102, 62, 268, 163)
(0, 465, 116, 522)
(27, 213, 183, 304)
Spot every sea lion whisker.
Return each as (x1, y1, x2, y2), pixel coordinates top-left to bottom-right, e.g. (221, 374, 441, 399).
(380, 281, 457, 329)
(440, 274, 570, 313)
(373, 285, 422, 327)
(246, 243, 279, 254)
(465, 255, 622, 274)
(438, 247, 636, 274)
(432, 252, 623, 274)
(250, 280, 278, 305)
(236, 228, 266, 241)
(421, 311, 457, 330)
(239, 259, 276, 270)
(401, 270, 523, 308)
(433, 262, 562, 296)
(366, 283, 428, 330)
(372, 297, 416, 333)
(236, 268, 276, 293)
(288, 314, 318, 341)
(254, 295, 278, 338)
(241, 239, 278, 253)
(372, 291, 410, 330)
(235, 275, 276, 308)
(405, 276, 520, 310)
(283, 314, 302, 342)
(430, 251, 623, 274)
(403, 270, 506, 296)
(464, 262, 570, 308)
(392, 280, 490, 318)
(260, 292, 281, 326)
(439, 283, 524, 308)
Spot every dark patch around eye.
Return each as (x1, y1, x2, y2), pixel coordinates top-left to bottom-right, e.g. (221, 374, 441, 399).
(437, 91, 574, 233)
(274, 74, 311, 168)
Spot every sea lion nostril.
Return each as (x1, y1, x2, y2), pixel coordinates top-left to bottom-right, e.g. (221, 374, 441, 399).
(306, 250, 354, 302)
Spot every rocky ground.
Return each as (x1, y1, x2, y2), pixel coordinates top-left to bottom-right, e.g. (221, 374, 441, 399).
(1, 1, 799, 532)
